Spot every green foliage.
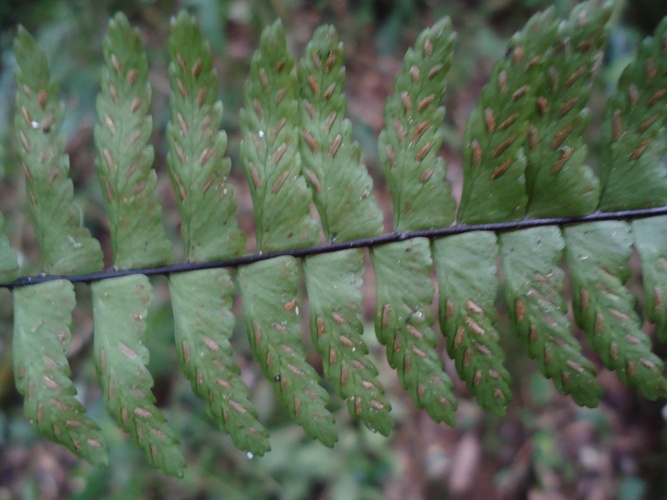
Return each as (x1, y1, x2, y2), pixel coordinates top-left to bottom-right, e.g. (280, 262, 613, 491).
(432, 232, 511, 416)
(92, 275, 185, 476)
(600, 17, 667, 210)
(13, 281, 108, 466)
(166, 12, 245, 262)
(13, 27, 103, 274)
(170, 269, 270, 455)
(239, 258, 337, 446)
(298, 25, 383, 241)
(371, 239, 457, 425)
(632, 216, 667, 339)
(2, 1, 667, 477)
(94, 13, 171, 269)
(564, 222, 667, 399)
(304, 250, 393, 435)
(298, 25, 390, 435)
(0, 214, 17, 281)
(524, 2, 612, 216)
(457, 9, 537, 223)
(378, 17, 457, 231)
(239, 20, 319, 253)
(500, 227, 602, 406)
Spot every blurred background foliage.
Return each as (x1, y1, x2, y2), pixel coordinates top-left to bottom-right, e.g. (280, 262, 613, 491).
(1, 0, 667, 499)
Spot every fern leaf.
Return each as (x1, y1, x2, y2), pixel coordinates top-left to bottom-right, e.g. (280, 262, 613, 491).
(92, 276, 185, 476)
(599, 17, 667, 210)
(239, 20, 319, 252)
(0, 214, 17, 281)
(13, 281, 108, 465)
(432, 232, 511, 416)
(238, 258, 337, 446)
(564, 222, 667, 399)
(378, 17, 457, 231)
(94, 13, 171, 269)
(524, 1, 612, 216)
(457, 15, 539, 223)
(632, 216, 667, 340)
(500, 227, 602, 406)
(163, 12, 268, 454)
(166, 11, 245, 261)
(169, 270, 270, 455)
(303, 250, 393, 435)
(371, 239, 457, 425)
(13, 27, 103, 274)
(298, 25, 383, 241)
(298, 26, 391, 434)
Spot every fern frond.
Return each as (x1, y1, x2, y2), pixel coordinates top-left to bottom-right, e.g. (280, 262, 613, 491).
(6, 4, 667, 476)
(371, 239, 456, 425)
(632, 217, 667, 340)
(378, 17, 456, 231)
(239, 20, 319, 252)
(165, 12, 268, 454)
(298, 25, 391, 434)
(564, 222, 667, 399)
(600, 17, 667, 210)
(239, 258, 337, 446)
(13, 281, 108, 465)
(170, 270, 270, 455)
(238, 20, 336, 445)
(13, 27, 103, 274)
(457, 12, 539, 223)
(432, 232, 511, 416)
(303, 251, 393, 435)
(166, 11, 245, 261)
(94, 13, 171, 269)
(92, 275, 185, 476)
(298, 25, 383, 241)
(524, 0, 612, 216)
(500, 227, 602, 406)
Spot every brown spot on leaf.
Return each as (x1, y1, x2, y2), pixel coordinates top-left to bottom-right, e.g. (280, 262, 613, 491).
(492, 134, 516, 158)
(630, 138, 654, 160)
(419, 168, 433, 183)
(511, 85, 530, 101)
(417, 94, 435, 111)
(491, 159, 513, 179)
(559, 97, 579, 116)
(552, 147, 573, 174)
(307, 75, 319, 95)
(565, 66, 587, 87)
(259, 68, 269, 89)
(410, 65, 420, 82)
(484, 108, 496, 132)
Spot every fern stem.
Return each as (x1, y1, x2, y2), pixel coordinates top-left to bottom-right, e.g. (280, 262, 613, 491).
(1, 206, 667, 289)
